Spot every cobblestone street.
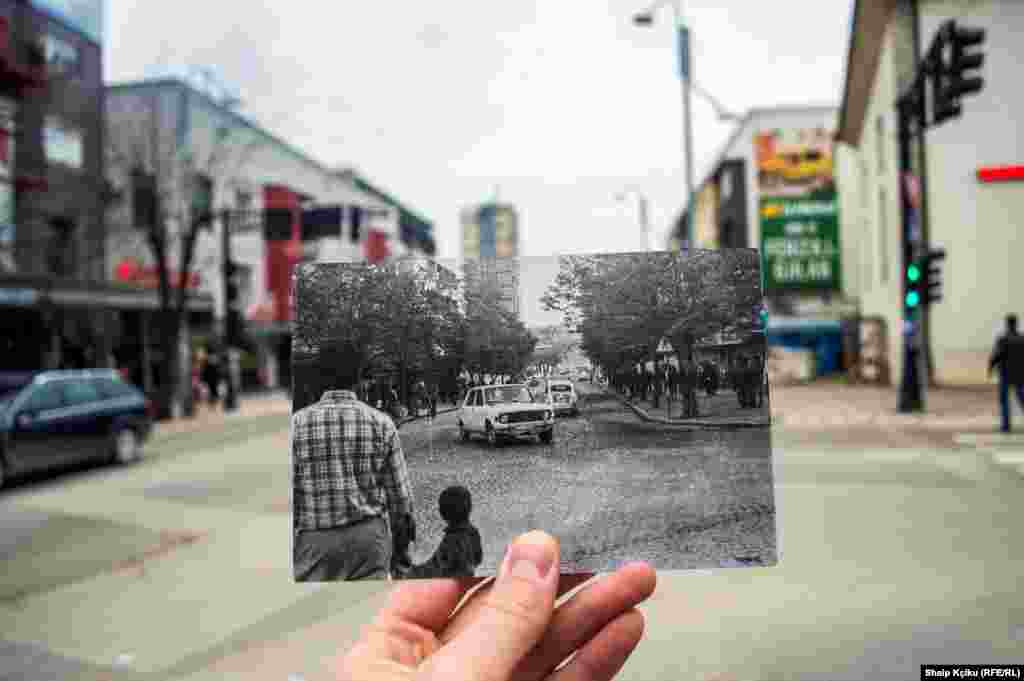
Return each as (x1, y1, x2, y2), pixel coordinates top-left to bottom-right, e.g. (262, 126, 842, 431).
(401, 381, 776, 575)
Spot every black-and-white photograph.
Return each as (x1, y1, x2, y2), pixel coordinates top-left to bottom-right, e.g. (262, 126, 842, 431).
(290, 249, 776, 581)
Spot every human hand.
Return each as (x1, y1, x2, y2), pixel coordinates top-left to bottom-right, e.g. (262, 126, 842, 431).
(337, 530, 656, 681)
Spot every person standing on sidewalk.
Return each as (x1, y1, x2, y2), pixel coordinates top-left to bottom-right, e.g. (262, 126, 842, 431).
(989, 314, 1024, 433)
(201, 349, 221, 409)
(292, 355, 416, 581)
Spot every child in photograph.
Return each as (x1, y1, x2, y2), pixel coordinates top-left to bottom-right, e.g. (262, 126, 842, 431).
(408, 485, 483, 579)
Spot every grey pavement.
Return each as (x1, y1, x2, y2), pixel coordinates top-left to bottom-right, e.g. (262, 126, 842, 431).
(0, 385, 1021, 680)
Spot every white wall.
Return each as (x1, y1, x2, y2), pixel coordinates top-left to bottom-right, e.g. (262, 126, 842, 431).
(839, 17, 906, 384)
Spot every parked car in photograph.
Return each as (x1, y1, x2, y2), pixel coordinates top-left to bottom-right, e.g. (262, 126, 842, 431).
(0, 370, 153, 488)
(457, 384, 554, 446)
(543, 378, 580, 416)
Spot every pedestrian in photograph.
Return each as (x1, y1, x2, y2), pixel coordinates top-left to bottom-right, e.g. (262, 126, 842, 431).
(201, 349, 221, 408)
(989, 314, 1024, 433)
(292, 354, 417, 581)
(407, 485, 484, 579)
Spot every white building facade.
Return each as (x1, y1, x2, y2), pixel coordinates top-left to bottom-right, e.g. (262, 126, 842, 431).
(835, 0, 1024, 386)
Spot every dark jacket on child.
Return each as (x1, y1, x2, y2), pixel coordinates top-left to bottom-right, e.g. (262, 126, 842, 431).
(409, 522, 483, 578)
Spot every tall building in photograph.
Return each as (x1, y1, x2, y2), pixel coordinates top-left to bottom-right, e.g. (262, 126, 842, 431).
(461, 201, 520, 317)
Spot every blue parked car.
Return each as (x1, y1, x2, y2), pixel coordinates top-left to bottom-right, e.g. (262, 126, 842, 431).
(0, 370, 153, 489)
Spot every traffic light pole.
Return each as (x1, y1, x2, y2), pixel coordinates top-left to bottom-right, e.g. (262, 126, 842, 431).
(895, 18, 984, 413)
(898, 107, 925, 413)
(221, 208, 239, 412)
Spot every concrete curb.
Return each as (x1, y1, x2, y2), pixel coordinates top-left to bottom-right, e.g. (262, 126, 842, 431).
(599, 389, 771, 430)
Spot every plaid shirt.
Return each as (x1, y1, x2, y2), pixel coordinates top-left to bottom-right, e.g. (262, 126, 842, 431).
(292, 390, 414, 533)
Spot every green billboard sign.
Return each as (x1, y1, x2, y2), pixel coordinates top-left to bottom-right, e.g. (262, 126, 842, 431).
(760, 195, 841, 291)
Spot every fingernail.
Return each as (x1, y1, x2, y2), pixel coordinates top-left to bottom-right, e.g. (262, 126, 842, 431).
(502, 532, 556, 583)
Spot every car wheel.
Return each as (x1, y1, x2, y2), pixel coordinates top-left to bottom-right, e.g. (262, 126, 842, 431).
(486, 424, 498, 447)
(112, 427, 141, 464)
(539, 429, 553, 444)
(459, 421, 470, 442)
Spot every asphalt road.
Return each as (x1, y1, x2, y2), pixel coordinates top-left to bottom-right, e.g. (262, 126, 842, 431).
(402, 380, 776, 574)
(0, 387, 1022, 681)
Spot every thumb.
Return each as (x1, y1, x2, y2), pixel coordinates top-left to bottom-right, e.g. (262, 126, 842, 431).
(426, 531, 559, 681)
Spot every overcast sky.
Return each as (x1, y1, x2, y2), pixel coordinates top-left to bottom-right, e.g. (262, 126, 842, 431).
(105, 1, 849, 261)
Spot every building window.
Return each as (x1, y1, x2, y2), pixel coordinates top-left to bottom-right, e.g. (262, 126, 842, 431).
(44, 116, 84, 169)
(878, 188, 889, 284)
(876, 116, 885, 174)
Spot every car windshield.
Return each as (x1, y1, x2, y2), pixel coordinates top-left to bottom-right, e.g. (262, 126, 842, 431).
(484, 387, 534, 404)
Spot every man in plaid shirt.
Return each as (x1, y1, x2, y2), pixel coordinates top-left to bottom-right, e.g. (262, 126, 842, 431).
(292, 359, 416, 581)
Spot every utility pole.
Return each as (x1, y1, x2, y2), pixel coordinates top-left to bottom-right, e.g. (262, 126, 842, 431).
(221, 207, 239, 412)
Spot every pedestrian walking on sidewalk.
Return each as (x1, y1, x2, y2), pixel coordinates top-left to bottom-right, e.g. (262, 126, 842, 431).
(989, 314, 1024, 433)
(292, 355, 416, 581)
(201, 350, 221, 408)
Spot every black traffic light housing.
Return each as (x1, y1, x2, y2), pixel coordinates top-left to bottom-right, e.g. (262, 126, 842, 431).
(922, 248, 946, 306)
(350, 205, 363, 242)
(947, 21, 985, 100)
(192, 173, 215, 230)
(931, 19, 985, 126)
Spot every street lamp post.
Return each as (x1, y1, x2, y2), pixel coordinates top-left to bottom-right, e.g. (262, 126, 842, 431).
(634, 0, 695, 250)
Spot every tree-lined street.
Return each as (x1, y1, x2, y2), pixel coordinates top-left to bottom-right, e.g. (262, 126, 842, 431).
(405, 379, 775, 574)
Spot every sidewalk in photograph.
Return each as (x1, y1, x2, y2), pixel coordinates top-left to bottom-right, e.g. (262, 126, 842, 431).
(602, 387, 771, 429)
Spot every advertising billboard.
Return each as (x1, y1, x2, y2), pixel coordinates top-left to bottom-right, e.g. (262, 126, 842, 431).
(494, 205, 518, 257)
(33, 0, 103, 43)
(461, 206, 480, 258)
(756, 127, 840, 291)
(694, 181, 719, 249)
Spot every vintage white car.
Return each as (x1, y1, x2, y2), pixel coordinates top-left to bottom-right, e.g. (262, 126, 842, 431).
(543, 379, 579, 416)
(457, 384, 554, 446)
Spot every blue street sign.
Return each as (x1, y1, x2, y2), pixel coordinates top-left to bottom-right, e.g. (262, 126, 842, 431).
(678, 26, 691, 80)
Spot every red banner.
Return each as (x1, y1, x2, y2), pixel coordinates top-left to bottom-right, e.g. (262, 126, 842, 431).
(263, 184, 302, 323)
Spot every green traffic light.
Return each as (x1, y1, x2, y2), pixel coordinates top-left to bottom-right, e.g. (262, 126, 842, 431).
(906, 291, 921, 308)
(907, 264, 921, 282)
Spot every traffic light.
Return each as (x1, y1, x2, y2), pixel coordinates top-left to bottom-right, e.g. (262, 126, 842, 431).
(350, 206, 363, 242)
(905, 249, 946, 310)
(922, 248, 946, 305)
(947, 21, 985, 100)
(905, 260, 923, 310)
(192, 173, 214, 230)
(931, 20, 985, 125)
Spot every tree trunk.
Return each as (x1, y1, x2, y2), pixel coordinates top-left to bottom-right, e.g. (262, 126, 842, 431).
(159, 322, 181, 420)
